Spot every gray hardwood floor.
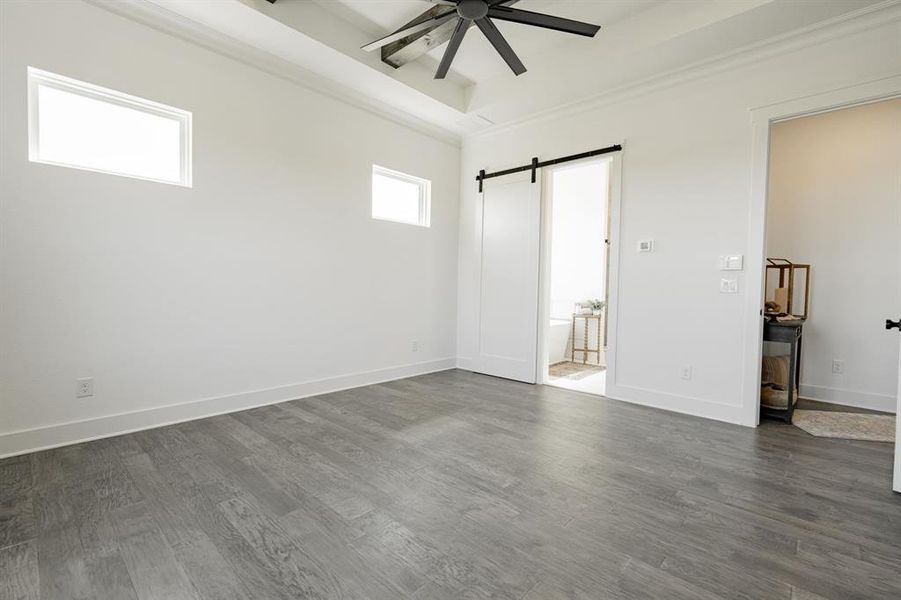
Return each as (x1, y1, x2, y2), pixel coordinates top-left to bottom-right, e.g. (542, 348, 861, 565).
(2, 369, 900, 599)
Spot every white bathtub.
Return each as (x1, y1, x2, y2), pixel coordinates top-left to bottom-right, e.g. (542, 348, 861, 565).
(548, 318, 571, 365)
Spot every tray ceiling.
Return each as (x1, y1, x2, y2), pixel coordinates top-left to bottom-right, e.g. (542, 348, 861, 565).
(123, 0, 893, 138)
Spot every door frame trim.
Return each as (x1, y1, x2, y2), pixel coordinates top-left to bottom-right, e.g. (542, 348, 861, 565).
(537, 150, 624, 389)
(741, 75, 901, 429)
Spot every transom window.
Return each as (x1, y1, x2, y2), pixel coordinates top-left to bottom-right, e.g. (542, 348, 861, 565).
(371, 165, 431, 227)
(28, 67, 192, 187)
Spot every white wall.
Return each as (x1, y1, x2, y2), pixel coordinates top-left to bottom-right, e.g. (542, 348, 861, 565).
(457, 13, 901, 425)
(766, 99, 901, 413)
(0, 0, 460, 456)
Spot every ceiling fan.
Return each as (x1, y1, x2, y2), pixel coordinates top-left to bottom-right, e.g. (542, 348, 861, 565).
(360, 0, 601, 79)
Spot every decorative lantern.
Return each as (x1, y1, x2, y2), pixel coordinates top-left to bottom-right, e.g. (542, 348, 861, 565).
(765, 258, 810, 319)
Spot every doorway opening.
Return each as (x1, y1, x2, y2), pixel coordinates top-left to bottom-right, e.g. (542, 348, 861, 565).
(758, 97, 900, 450)
(540, 158, 610, 396)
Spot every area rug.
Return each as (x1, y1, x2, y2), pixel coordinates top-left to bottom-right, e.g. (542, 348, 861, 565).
(792, 409, 895, 442)
(548, 361, 604, 380)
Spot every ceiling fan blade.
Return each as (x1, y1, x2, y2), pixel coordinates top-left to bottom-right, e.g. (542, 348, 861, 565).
(435, 18, 468, 79)
(425, 0, 458, 5)
(475, 17, 526, 76)
(487, 6, 600, 37)
(361, 10, 457, 51)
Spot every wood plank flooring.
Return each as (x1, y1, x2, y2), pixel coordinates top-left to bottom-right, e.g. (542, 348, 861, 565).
(2, 369, 900, 599)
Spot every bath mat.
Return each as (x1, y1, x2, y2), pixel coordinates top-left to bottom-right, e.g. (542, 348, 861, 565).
(549, 362, 604, 380)
(792, 410, 895, 443)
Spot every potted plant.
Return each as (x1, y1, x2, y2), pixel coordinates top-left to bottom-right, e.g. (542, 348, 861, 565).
(587, 299, 605, 315)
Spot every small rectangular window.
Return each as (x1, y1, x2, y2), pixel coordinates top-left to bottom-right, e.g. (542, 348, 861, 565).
(371, 165, 430, 227)
(28, 67, 192, 187)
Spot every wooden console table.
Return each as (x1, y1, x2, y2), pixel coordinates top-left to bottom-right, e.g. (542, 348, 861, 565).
(571, 313, 603, 365)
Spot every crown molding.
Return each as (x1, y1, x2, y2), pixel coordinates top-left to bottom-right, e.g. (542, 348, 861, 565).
(464, 0, 901, 142)
(86, 0, 464, 146)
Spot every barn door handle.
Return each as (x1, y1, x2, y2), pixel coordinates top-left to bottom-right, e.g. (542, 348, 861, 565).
(886, 319, 901, 331)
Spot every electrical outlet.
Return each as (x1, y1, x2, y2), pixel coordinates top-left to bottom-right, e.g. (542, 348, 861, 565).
(76, 377, 94, 398)
(411, 340, 420, 353)
(832, 359, 845, 374)
(680, 365, 693, 380)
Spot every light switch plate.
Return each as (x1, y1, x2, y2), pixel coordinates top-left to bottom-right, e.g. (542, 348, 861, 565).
(719, 255, 744, 271)
(720, 278, 739, 294)
(637, 240, 654, 253)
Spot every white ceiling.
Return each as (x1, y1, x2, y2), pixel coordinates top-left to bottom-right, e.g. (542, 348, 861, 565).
(128, 0, 892, 138)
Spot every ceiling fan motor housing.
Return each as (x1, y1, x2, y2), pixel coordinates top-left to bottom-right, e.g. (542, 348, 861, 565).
(457, 0, 489, 20)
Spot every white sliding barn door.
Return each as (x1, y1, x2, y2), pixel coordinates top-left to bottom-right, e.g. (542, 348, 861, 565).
(474, 171, 542, 383)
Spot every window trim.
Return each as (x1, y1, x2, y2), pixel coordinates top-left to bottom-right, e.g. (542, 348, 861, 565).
(371, 164, 431, 227)
(27, 67, 193, 187)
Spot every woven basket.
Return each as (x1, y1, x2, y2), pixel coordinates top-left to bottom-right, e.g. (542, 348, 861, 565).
(761, 355, 798, 408)
(760, 383, 798, 409)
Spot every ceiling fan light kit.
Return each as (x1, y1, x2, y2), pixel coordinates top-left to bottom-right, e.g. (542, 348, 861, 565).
(361, 0, 601, 79)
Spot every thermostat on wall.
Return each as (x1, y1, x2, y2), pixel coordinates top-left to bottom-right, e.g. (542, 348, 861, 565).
(637, 240, 654, 253)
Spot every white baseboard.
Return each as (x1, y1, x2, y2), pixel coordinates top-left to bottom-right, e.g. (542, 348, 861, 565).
(605, 382, 749, 426)
(0, 358, 456, 459)
(456, 356, 474, 370)
(457, 359, 750, 426)
(800, 384, 896, 413)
